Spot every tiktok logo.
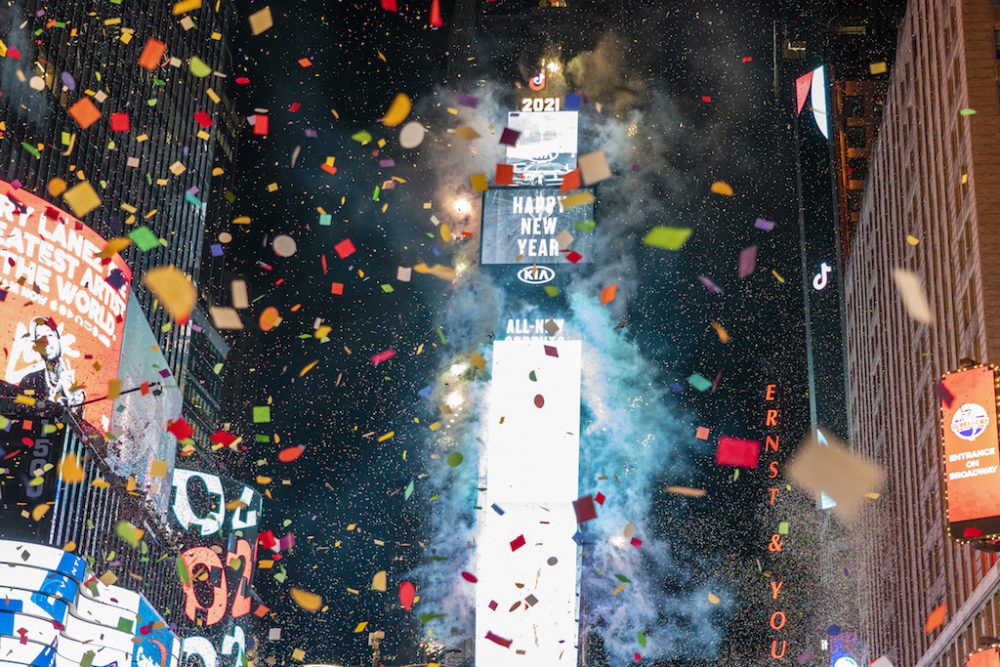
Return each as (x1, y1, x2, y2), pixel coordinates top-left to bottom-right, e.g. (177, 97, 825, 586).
(529, 69, 546, 91)
(812, 262, 832, 291)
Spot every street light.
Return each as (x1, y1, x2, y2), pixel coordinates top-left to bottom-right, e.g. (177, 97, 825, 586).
(453, 197, 471, 215)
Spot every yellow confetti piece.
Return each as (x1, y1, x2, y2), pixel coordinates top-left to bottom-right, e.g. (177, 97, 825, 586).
(31, 504, 50, 521)
(710, 181, 734, 197)
(59, 454, 85, 484)
(378, 432, 395, 442)
(413, 263, 457, 281)
(613, 583, 626, 596)
(771, 269, 785, 284)
(290, 588, 323, 612)
(353, 621, 369, 633)
(440, 224, 452, 242)
(906, 234, 920, 246)
(710, 321, 730, 343)
(299, 360, 319, 377)
(560, 191, 596, 210)
(143, 265, 197, 324)
(172, 0, 202, 14)
(256, 476, 272, 485)
(62, 541, 76, 552)
(91, 477, 109, 489)
(708, 592, 720, 604)
(381, 93, 412, 127)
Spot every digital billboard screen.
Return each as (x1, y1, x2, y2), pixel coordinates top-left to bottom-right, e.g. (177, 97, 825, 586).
(480, 188, 594, 265)
(506, 111, 578, 186)
(940, 365, 1000, 539)
(0, 181, 131, 431)
(108, 292, 182, 517)
(969, 649, 1000, 667)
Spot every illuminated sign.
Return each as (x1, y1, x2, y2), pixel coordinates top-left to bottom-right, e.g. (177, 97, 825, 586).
(939, 365, 1000, 540)
(170, 470, 263, 667)
(0, 180, 131, 431)
(812, 262, 832, 291)
(528, 69, 546, 91)
(505, 112, 578, 186)
(762, 384, 789, 660)
(519, 97, 561, 112)
(516, 266, 556, 285)
(794, 66, 829, 139)
(480, 188, 593, 265)
(969, 648, 1000, 667)
(476, 339, 581, 666)
(0, 539, 179, 667)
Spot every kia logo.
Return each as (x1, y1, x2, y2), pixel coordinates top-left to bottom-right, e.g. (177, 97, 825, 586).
(517, 266, 555, 284)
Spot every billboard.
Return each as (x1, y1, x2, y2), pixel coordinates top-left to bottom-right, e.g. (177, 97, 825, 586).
(480, 188, 594, 265)
(0, 180, 131, 431)
(108, 292, 182, 516)
(0, 408, 64, 540)
(969, 649, 1000, 667)
(940, 365, 1000, 539)
(506, 112, 578, 186)
(476, 339, 581, 667)
(0, 539, 179, 667)
(170, 470, 263, 667)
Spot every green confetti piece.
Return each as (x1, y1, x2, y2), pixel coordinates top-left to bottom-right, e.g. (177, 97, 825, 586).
(20, 142, 40, 158)
(213, 362, 223, 374)
(528, 370, 537, 382)
(418, 613, 445, 623)
(252, 406, 271, 423)
(638, 631, 647, 648)
(319, 213, 332, 226)
(404, 480, 414, 500)
(614, 573, 632, 583)
(115, 521, 140, 547)
(778, 521, 789, 535)
(687, 373, 713, 392)
(436, 326, 447, 344)
(29, 476, 44, 486)
(116, 617, 133, 633)
(176, 555, 190, 585)
(446, 452, 464, 467)
(189, 56, 211, 77)
(544, 285, 560, 297)
(128, 226, 160, 251)
(575, 219, 596, 233)
(960, 108, 977, 116)
(352, 130, 373, 145)
(81, 651, 95, 667)
(380, 284, 394, 293)
(643, 226, 692, 250)
(0, 416, 8, 430)
(273, 564, 287, 584)
(428, 555, 449, 562)
(372, 185, 381, 201)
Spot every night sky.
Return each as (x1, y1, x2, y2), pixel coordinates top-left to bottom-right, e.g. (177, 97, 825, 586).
(214, 0, 901, 665)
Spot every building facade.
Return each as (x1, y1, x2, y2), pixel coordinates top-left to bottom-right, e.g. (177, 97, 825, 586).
(845, 0, 1000, 664)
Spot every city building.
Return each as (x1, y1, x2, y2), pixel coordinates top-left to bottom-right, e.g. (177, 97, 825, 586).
(844, 0, 1000, 664)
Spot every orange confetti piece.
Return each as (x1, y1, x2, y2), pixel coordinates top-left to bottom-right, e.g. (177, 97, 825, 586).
(138, 38, 166, 70)
(278, 446, 305, 463)
(710, 181, 734, 197)
(59, 454, 85, 484)
(299, 360, 319, 377)
(600, 284, 618, 305)
(259, 306, 282, 331)
(290, 588, 323, 612)
(924, 603, 947, 634)
(68, 98, 101, 130)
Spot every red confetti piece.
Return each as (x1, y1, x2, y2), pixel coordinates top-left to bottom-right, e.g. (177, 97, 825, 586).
(460, 571, 478, 583)
(371, 349, 397, 366)
(485, 631, 512, 648)
(193, 111, 213, 128)
(716, 436, 761, 468)
(110, 112, 130, 132)
(399, 581, 416, 610)
(334, 238, 356, 258)
(509, 535, 526, 551)
(533, 394, 544, 408)
(166, 418, 194, 441)
(594, 492, 606, 505)
(278, 445, 305, 462)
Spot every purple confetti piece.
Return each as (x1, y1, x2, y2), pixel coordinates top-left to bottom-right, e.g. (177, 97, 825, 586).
(754, 217, 776, 231)
(738, 245, 758, 278)
(190, 323, 203, 333)
(456, 93, 479, 108)
(796, 652, 814, 664)
(304, 129, 317, 138)
(379, 159, 396, 168)
(60, 72, 75, 91)
(697, 275, 723, 294)
(499, 128, 520, 146)
(210, 243, 223, 257)
(937, 380, 955, 408)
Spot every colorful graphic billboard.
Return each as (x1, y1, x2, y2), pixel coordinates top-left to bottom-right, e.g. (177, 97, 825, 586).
(969, 649, 1000, 667)
(0, 409, 64, 540)
(505, 111, 578, 186)
(108, 292, 182, 517)
(480, 188, 594, 265)
(0, 180, 131, 431)
(940, 365, 1000, 539)
(0, 539, 179, 667)
(170, 470, 263, 667)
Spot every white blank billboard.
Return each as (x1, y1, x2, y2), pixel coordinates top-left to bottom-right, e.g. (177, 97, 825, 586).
(476, 340, 581, 667)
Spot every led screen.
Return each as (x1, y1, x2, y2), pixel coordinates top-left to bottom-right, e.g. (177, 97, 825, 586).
(969, 649, 1000, 667)
(940, 365, 1000, 539)
(480, 188, 594, 265)
(0, 181, 131, 431)
(475, 339, 581, 667)
(505, 111, 578, 187)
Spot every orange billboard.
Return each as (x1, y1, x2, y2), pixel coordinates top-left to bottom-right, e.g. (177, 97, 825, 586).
(0, 180, 131, 431)
(968, 648, 1000, 667)
(940, 365, 1000, 539)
